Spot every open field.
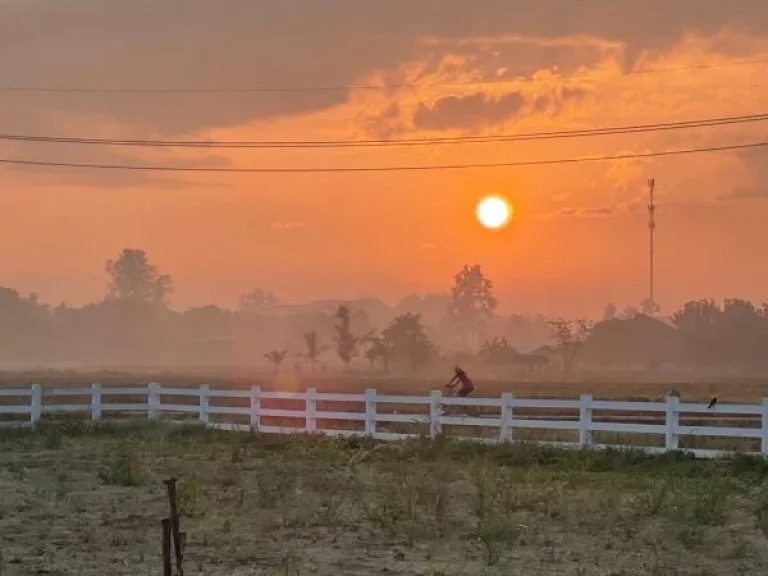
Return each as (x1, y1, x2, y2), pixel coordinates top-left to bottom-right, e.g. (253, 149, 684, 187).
(2, 370, 768, 402)
(3, 422, 768, 575)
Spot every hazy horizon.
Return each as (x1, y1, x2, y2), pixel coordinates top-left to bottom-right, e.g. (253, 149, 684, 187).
(3, 1, 768, 318)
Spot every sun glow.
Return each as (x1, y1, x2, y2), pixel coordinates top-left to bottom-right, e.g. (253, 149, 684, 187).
(476, 195, 512, 229)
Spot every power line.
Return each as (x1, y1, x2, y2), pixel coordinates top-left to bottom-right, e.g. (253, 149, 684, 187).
(2, 57, 767, 94)
(3, 112, 768, 149)
(0, 139, 765, 173)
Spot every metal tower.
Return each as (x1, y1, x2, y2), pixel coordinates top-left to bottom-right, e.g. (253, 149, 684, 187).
(647, 178, 656, 309)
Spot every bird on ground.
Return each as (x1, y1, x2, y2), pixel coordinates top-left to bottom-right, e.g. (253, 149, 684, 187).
(707, 397, 718, 409)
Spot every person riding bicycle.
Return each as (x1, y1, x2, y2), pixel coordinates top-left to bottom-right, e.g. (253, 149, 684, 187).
(446, 366, 475, 398)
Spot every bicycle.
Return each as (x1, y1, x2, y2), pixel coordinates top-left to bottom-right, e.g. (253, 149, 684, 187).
(442, 385, 480, 418)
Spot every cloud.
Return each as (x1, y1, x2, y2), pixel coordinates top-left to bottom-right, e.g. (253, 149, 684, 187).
(419, 33, 625, 52)
(2, 0, 768, 193)
(717, 148, 768, 201)
(529, 85, 588, 117)
(358, 102, 406, 139)
(557, 206, 614, 217)
(0, 139, 232, 189)
(412, 92, 526, 131)
(534, 206, 614, 220)
(721, 188, 768, 201)
(2, 0, 767, 138)
(270, 220, 305, 231)
(356, 67, 590, 136)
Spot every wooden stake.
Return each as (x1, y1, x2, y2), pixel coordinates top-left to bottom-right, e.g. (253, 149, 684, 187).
(161, 518, 172, 576)
(163, 477, 184, 576)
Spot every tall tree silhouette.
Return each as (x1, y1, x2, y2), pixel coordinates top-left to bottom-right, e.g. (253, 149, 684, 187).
(303, 330, 325, 369)
(334, 305, 360, 369)
(362, 333, 393, 372)
(264, 350, 287, 373)
(603, 302, 617, 321)
(549, 318, 593, 376)
(381, 313, 435, 373)
(105, 249, 172, 306)
(640, 297, 661, 316)
(446, 264, 497, 347)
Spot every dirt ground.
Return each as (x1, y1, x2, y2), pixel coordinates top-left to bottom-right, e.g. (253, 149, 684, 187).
(2, 422, 768, 576)
(2, 370, 768, 402)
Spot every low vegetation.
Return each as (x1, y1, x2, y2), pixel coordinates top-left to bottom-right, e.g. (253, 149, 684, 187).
(2, 421, 768, 575)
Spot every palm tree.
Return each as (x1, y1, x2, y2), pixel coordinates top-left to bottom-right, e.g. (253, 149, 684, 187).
(264, 350, 287, 373)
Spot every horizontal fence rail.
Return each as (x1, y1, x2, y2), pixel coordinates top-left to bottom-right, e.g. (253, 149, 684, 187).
(1, 384, 767, 458)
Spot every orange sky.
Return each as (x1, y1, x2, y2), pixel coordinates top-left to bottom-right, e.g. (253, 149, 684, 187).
(2, 2, 768, 318)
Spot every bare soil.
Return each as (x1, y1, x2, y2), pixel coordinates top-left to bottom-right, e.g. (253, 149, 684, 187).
(2, 422, 768, 575)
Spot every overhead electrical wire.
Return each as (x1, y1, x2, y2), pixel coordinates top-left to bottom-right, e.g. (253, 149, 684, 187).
(3, 111, 767, 149)
(1, 57, 767, 94)
(1, 140, 766, 173)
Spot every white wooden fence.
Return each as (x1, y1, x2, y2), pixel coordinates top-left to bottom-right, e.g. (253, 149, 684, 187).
(1, 384, 767, 459)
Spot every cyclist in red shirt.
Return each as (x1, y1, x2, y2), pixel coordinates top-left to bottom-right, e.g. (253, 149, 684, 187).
(446, 366, 475, 398)
(444, 366, 477, 416)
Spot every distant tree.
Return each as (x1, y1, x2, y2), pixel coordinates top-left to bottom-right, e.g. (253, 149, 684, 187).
(350, 308, 374, 337)
(603, 302, 617, 321)
(381, 313, 436, 373)
(334, 305, 361, 369)
(549, 318, 594, 375)
(479, 336, 518, 365)
(0, 287, 53, 359)
(264, 349, 287, 372)
(446, 264, 497, 347)
(105, 248, 172, 306)
(640, 297, 661, 316)
(362, 334, 394, 372)
(622, 305, 639, 319)
(239, 288, 279, 312)
(671, 298, 767, 364)
(671, 299, 720, 334)
(302, 330, 327, 369)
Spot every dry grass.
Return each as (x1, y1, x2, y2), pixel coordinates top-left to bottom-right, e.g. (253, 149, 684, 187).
(2, 420, 768, 575)
(1, 370, 767, 402)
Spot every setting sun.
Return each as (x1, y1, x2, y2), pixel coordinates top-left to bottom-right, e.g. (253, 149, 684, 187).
(476, 195, 512, 230)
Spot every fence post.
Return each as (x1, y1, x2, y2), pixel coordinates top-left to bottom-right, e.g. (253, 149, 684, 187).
(430, 390, 442, 439)
(762, 398, 768, 457)
(365, 389, 377, 438)
(500, 392, 514, 443)
(91, 383, 102, 422)
(306, 388, 317, 434)
(250, 385, 261, 431)
(579, 394, 593, 447)
(147, 383, 160, 420)
(30, 383, 42, 428)
(665, 395, 679, 451)
(199, 384, 210, 425)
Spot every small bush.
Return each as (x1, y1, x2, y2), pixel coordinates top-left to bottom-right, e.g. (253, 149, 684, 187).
(469, 463, 520, 566)
(97, 445, 144, 487)
(254, 464, 297, 509)
(179, 476, 205, 518)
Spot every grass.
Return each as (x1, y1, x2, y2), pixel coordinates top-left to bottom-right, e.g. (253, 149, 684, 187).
(2, 421, 768, 575)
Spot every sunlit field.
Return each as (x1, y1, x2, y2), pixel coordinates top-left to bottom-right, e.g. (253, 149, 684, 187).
(2, 421, 768, 575)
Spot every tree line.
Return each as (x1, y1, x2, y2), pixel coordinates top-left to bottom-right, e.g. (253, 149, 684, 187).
(2, 247, 767, 372)
(0, 249, 504, 370)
